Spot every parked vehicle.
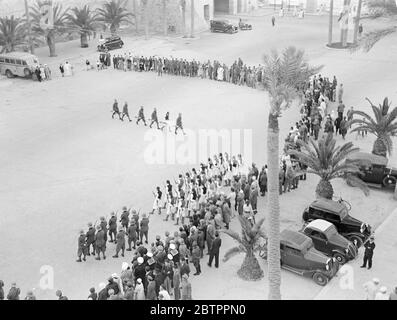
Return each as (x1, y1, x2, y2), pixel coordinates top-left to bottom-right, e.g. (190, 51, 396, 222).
(302, 198, 372, 247)
(301, 219, 358, 264)
(97, 36, 124, 52)
(238, 18, 252, 30)
(346, 152, 397, 188)
(0, 52, 39, 78)
(259, 229, 339, 286)
(210, 20, 238, 34)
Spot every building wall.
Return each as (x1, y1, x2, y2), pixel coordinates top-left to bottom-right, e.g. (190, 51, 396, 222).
(185, 0, 215, 32)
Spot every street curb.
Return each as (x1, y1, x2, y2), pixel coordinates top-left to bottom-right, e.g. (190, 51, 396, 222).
(313, 206, 397, 300)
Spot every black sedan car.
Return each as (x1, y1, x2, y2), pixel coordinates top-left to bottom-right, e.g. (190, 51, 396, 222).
(97, 36, 124, 52)
(210, 20, 238, 34)
(302, 198, 372, 248)
(301, 219, 358, 264)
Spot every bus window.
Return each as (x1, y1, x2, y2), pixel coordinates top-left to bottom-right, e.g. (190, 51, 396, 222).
(0, 57, 4, 63)
(9, 59, 16, 64)
(5, 58, 10, 63)
(22, 60, 27, 66)
(16, 59, 23, 65)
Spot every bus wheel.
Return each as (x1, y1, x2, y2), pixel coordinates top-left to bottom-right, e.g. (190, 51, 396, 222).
(24, 68, 32, 77)
(6, 70, 14, 78)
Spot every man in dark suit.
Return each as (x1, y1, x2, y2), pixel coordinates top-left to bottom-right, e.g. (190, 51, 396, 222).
(208, 232, 222, 268)
(361, 235, 376, 269)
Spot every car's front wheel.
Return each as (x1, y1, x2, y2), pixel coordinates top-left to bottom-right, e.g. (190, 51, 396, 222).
(349, 235, 363, 248)
(382, 175, 396, 188)
(313, 272, 329, 286)
(333, 252, 347, 264)
(6, 70, 14, 78)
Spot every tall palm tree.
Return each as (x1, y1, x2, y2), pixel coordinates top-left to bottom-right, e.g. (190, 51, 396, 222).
(353, 0, 363, 44)
(350, 97, 397, 157)
(328, 0, 334, 46)
(223, 217, 266, 281)
(262, 47, 321, 300)
(67, 5, 98, 48)
(0, 16, 26, 53)
(140, 0, 149, 39)
(190, 0, 195, 38)
(96, 0, 133, 35)
(180, 0, 187, 37)
(288, 134, 369, 199)
(29, 0, 69, 57)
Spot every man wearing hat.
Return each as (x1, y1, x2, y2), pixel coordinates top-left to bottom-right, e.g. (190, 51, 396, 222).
(55, 289, 68, 300)
(77, 229, 87, 262)
(154, 245, 166, 267)
(363, 278, 380, 300)
(180, 258, 191, 278)
(155, 235, 164, 248)
(208, 231, 222, 268)
(191, 242, 201, 275)
(6, 282, 20, 300)
(105, 277, 119, 296)
(181, 274, 192, 300)
(140, 213, 150, 244)
(86, 222, 96, 256)
(126, 219, 138, 251)
(108, 213, 117, 243)
(120, 207, 130, 231)
(147, 252, 156, 270)
(97, 283, 108, 300)
(123, 282, 134, 300)
(131, 210, 140, 241)
(169, 243, 180, 263)
(95, 225, 106, 260)
(134, 257, 146, 284)
(113, 227, 126, 258)
(99, 216, 108, 243)
(361, 235, 376, 269)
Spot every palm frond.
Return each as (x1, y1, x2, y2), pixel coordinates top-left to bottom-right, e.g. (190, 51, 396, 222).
(351, 26, 397, 52)
(223, 246, 244, 262)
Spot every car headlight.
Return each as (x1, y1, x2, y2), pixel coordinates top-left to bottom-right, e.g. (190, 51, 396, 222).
(345, 248, 349, 254)
(326, 258, 331, 270)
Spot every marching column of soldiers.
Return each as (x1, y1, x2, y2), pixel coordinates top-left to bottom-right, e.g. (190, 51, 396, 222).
(111, 101, 185, 135)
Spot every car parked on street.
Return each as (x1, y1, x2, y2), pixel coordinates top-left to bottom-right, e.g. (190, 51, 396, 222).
(238, 18, 252, 30)
(345, 152, 397, 188)
(259, 229, 339, 286)
(301, 219, 358, 264)
(210, 19, 238, 34)
(302, 198, 372, 247)
(97, 35, 124, 52)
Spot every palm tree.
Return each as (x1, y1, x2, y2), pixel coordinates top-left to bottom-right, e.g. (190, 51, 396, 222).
(140, 0, 149, 40)
(190, 0, 195, 38)
(96, 0, 133, 35)
(67, 5, 98, 48)
(328, 0, 334, 46)
(162, 0, 168, 36)
(180, 0, 187, 37)
(288, 134, 369, 199)
(350, 97, 397, 157)
(223, 217, 266, 281)
(133, 0, 139, 33)
(353, 0, 363, 44)
(0, 16, 26, 53)
(262, 47, 321, 300)
(29, 0, 69, 57)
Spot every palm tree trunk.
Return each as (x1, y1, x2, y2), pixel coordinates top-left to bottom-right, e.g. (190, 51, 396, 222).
(81, 33, 88, 48)
(328, 0, 334, 46)
(163, 0, 167, 36)
(181, 1, 187, 37)
(144, 1, 149, 40)
(47, 31, 56, 57)
(340, 0, 351, 47)
(353, 0, 362, 44)
(315, 179, 334, 199)
(133, 0, 139, 33)
(238, 250, 264, 281)
(267, 112, 281, 300)
(190, 0, 195, 38)
(394, 183, 397, 200)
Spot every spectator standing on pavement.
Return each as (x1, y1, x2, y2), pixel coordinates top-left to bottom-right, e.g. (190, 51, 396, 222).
(0, 280, 4, 300)
(181, 274, 192, 300)
(208, 232, 222, 268)
(360, 235, 376, 269)
(271, 16, 276, 27)
(359, 24, 363, 37)
(7, 282, 20, 300)
(375, 286, 389, 300)
(337, 83, 344, 103)
(389, 287, 397, 300)
(363, 278, 380, 300)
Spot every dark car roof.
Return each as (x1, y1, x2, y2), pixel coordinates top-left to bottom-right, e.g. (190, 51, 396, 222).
(105, 36, 121, 41)
(280, 229, 312, 251)
(310, 199, 346, 215)
(211, 19, 229, 23)
(346, 152, 388, 166)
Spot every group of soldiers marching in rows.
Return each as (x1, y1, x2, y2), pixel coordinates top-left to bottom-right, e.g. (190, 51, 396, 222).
(100, 51, 267, 90)
(111, 100, 186, 135)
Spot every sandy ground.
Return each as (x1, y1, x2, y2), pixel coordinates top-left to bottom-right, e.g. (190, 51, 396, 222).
(0, 14, 397, 300)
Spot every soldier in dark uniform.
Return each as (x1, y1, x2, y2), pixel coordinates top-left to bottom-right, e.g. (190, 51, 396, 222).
(121, 102, 132, 122)
(149, 108, 160, 129)
(113, 227, 126, 258)
(100, 216, 108, 243)
(112, 99, 122, 120)
(132, 210, 140, 241)
(136, 106, 147, 126)
(77, 230, 87, 262)
(95, 225, 106, 260)
(175, 113, 186, 135)
(361, 235, 376, 269)
(120, 207, 130, 231)
(127, 219, 138, 251)
(108, 212, 117, 243)
(86, 222, 96, 256)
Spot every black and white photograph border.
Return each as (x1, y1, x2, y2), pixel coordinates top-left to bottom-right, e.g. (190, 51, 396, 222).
(1, 0, 397, 307)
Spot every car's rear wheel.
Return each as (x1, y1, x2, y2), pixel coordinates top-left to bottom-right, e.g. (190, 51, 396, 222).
(349, 235, 363, 248)
(382, 175, 396, 188)
(313, 272, 328, 286)
(23, 68, 32, 78)
(6, 70, 14, 78)
(333, 252, 346, 264)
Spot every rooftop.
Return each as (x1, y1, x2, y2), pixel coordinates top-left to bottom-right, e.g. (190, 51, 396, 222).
(281, 229, 312, 251)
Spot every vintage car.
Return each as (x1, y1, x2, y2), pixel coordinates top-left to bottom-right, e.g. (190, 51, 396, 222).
(302, 199, 372, 248)
(238, 19, 252, 30)
(345, 152, 397, 188)
(259, 229, 339, 286)
(97, 36, 124, 52)
(301, 219, 358, 264)
(210, 20, 238, 34)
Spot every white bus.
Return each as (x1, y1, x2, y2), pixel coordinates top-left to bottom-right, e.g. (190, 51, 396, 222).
(0, 52, 40, 78)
